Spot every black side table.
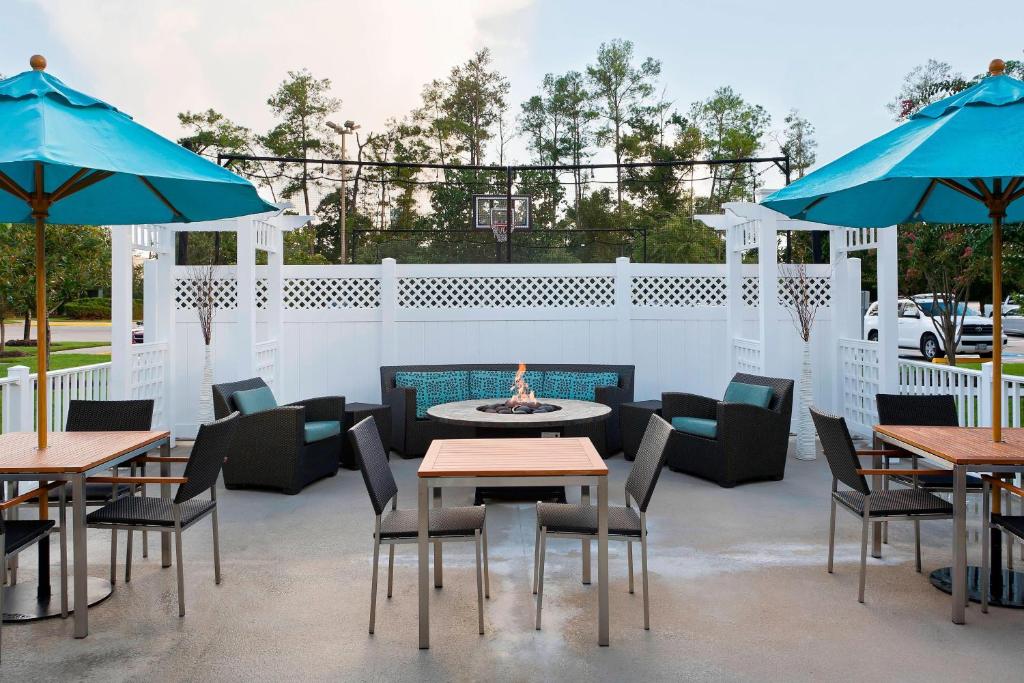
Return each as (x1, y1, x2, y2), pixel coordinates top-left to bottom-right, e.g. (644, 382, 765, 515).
(620, 400, 662, 461)
(343, 402, 392, 468)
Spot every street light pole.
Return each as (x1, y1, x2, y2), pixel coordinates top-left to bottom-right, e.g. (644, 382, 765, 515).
(327, 120, 360, 264)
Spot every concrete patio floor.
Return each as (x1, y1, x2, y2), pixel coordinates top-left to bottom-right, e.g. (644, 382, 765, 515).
(4, 440, 1023, 681)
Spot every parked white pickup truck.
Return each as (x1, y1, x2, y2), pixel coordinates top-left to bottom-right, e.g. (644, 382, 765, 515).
(864, 295, 1006, 360)
(984, 296, 1024, 336)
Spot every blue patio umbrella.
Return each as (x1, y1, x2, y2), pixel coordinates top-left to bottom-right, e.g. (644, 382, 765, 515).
(763, 59, 1024, 442)
(0, 55, 275, 447)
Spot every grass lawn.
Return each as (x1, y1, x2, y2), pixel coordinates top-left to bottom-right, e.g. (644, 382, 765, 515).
(958, 362, 1024, 376)
(1, 341, 108, 357)
(0, 352, 111, 379)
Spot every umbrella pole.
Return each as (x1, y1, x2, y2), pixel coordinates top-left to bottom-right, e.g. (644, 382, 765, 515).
(34, 215, 48, 448)
(992, 213, 1003, 443)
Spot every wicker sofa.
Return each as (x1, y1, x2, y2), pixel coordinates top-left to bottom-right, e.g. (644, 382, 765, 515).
(212, 377, 344, 494)
(662, 373, 794, 487)
(380, 364, 635, 458)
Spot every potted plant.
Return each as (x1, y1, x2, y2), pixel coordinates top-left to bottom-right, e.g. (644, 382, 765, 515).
(781, 259, 825, 460)
(191, 263, 216, 425)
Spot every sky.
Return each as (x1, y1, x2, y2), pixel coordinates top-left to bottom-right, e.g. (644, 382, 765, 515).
(2, 0, 1023, 192)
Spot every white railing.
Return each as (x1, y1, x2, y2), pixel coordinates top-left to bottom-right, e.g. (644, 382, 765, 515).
(255, 340, 279, 391)
(898, 358, 984, 427)
(0, 373, 21, 434)
(129, 342, 168, 429)
(734, 337, 762, 374)
(996, 370, 1024, 429)
(41, 362, 113, 433)
(841, 227, 879, 252)
(839, 337, 880, 435)
(739, 220, 759, 250)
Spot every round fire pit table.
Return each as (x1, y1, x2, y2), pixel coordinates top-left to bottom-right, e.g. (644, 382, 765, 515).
(427, 398, 611, 504)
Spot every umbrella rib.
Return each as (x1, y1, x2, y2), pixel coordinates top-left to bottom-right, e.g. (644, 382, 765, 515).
(796, 196, 827, 218)
(52, 170, 115, 203)
(910, 179, 937, 220)
(1005, 177, 1024, 203)
(137, 176, 184, 218)
(970, 178, 995, 203)
(48, 168, 91, 202)
(936, 178, 985, 204)
(0, 169, 30, 202)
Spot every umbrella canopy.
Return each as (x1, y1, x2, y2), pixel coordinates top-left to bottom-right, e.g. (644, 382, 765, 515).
(0, 56, 275, 448)
(762, 59, 1024, 442)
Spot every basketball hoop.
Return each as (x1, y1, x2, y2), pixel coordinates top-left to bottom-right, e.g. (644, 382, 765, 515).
(491, 219, 509, 242)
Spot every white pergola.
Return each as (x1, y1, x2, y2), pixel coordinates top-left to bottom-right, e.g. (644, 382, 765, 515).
(108, 205, 310, 433)
(697, 201, 899, 435)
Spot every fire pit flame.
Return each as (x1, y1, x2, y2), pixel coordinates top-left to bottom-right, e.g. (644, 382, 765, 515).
(476, 362, 561, 414)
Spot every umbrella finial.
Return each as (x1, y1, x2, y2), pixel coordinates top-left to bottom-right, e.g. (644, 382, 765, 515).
(29, 54, 47, 71)
(989, 58, 1006, 76)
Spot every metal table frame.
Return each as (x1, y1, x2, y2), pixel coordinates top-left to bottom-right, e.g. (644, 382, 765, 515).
(417, 473, 609, 648)
(0, 435, 170, 638)
(874, 430, 1024, 624)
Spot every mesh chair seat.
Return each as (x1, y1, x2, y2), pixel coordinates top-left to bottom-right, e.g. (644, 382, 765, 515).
(49, 481, 133, 503)
(888, 472, 984, 490)
(87, 496, 215, 528)
(835, 489, 953, 517)
(536, 502, 642, 536)
(378, 506, 485, 539)
(992, 514, 1024, 540)
(4, 519, 55, 555)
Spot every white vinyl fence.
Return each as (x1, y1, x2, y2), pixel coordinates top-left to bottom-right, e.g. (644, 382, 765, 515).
(169, 260, 840, 437)
(0, 362, 112, 434)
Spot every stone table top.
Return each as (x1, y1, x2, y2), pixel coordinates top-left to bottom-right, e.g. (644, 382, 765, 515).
(426, 399, 611, 429)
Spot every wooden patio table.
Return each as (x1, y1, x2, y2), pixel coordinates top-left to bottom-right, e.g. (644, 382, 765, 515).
(873, 425, 1024, 624)
(418, 437, 609, 648)
(0, 430, 170, 637)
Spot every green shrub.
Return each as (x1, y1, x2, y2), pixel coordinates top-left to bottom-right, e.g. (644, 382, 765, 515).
(63, 297, 143, 320)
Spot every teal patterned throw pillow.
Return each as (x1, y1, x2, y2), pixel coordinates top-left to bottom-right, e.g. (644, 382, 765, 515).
(395, 371, 470, 418)
(543, 371, 619, 401)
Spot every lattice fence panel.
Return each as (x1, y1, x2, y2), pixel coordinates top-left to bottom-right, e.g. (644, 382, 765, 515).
(741, 276, 831, 308)
(175, 279, 238, 310)
(631, 276, 726, 307)
(398, 276, 615, 309)
(255, 278, 268, 309)
(283, 278, 381, 309)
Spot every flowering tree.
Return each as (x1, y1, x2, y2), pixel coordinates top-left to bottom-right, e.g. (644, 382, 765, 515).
(900, 224, 989, 365)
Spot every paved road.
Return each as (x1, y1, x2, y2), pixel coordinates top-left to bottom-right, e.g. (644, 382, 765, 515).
(2, 322, 111, 343)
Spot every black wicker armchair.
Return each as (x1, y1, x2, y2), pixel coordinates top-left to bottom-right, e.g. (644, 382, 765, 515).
(212, 378, 343, 494)
(663, 373, 794, 487)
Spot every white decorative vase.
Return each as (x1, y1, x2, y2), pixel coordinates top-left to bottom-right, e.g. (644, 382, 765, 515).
(795, 339, 816, 460)
(197, 343, 214, 426)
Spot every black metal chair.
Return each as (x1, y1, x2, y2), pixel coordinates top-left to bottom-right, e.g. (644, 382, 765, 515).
(213, 378, 342, 494)
(534, 414, 672, 631)
(63, 399, 155, 583)
(982, 475, 1024, 612)
(84, 412, 239, 617)
(663, 373, 794, 487)
(810, 408, 954, 603)
(348, 416, 489, 635)
(1, 482, 67, 662)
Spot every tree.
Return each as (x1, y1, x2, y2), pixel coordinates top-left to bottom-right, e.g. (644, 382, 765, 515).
(549, 71, 597, 220)
(900, 224, 989, 365)
(689, 86, 770, 212)
(587, 39, 661, 208)
(260, 70, 340, 216)
(888, 57, 1024, 121)
(176, 109, 259, 264)
(780, 109, 816, 178)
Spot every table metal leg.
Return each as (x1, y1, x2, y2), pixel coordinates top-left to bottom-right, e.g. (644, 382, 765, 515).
(597, 476, 609, 647)
(72, 475, 88, 638)
(581, 485, 591, 585)
(418, 479, 430, 649)
(160, 442, 171, 568)
(433, 487, 442, 589)
(870, 452, 883, 559)
(952, 465, 967, 624)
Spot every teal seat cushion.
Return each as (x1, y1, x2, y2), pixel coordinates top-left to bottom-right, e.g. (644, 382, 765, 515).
(232, 386, 278, 416)
(543, 371, 619, 401)
(395, 371, 470, 418)
(723, 381, 774, 409)
(304, 420, 341, 443)
(469, 370, 544, 400)
(671, 416, 718, 439)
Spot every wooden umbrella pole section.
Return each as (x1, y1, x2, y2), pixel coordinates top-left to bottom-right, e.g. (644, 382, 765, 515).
(992, 211, 1003, 443)
(31, 162, 49, 449)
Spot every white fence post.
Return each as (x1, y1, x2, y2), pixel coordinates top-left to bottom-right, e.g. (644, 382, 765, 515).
(614, 257, 633, 364)
(980, 361, 994, 427)
(110, 227, 133, 399)
(725, 226, 742, 375)
(757, 215, 780, 377)
(380, 258, 397, 366)
(9, 365, 35, 431)
(236, 218, 256, 379)
(876, 227, 899, 394)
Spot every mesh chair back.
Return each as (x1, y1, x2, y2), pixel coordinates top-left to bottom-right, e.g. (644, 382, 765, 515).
(175, 412, 239, 503)
(66, 399, 154, 432)
(212, 377, 270, 420)
(625, 414, 673, 511)
(876, 393, 958, 426)
(349, 416, 398, 515)
(810, 408, 869, 494)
